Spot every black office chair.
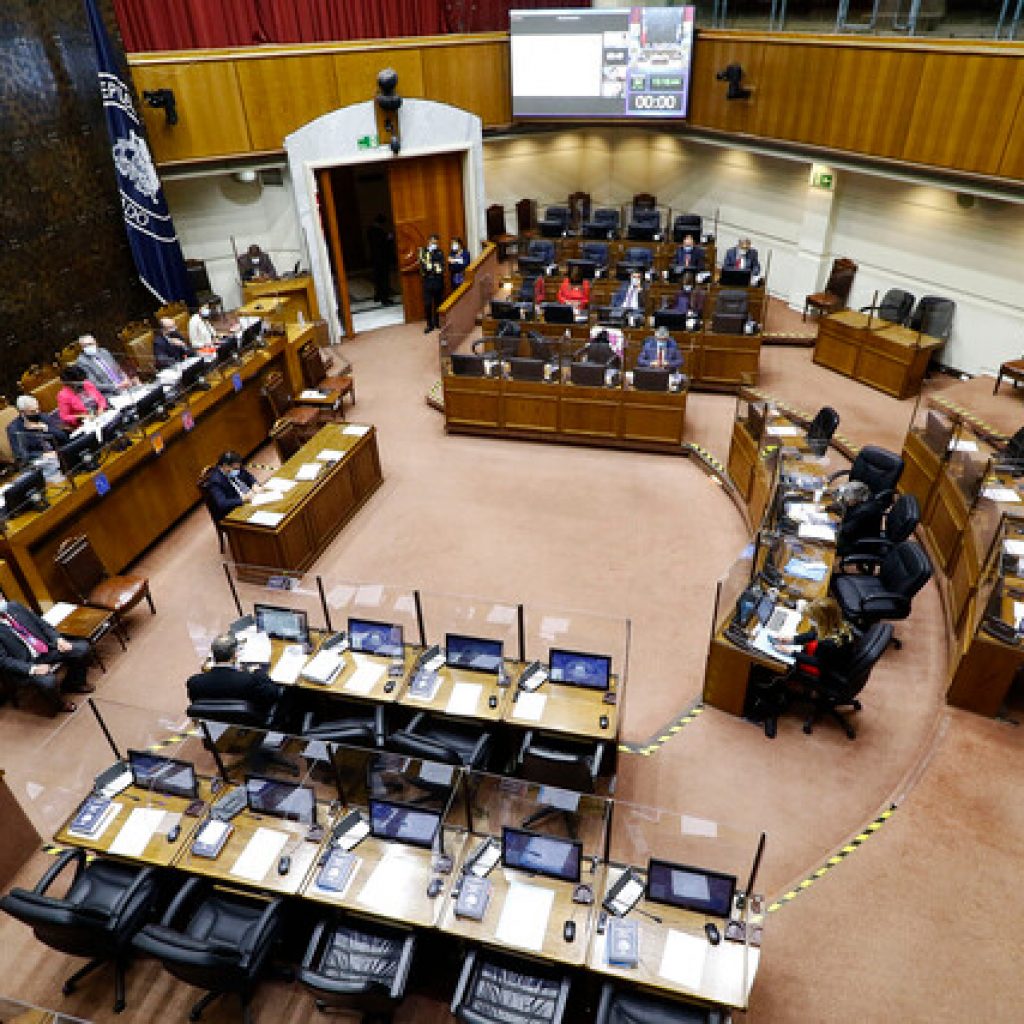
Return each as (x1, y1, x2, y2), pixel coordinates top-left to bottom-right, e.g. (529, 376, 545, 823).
(806, 405, 840, 457)
(133, 877, 284, 1024)
(627, 208, 661, 240)
(386, 711, 492, 769)
(595, 981, 723, 1024)
(528, 239, 557, 265)
(301, 702, 386, 749)
(672, 214, 703, 243)
(582, 208, 619, 239)
(775, 622, 894, 740)
(1003, 426, 1024, 463)
(580, 242, 610, 267)
(451, 949, 571, 1024)
(711, 289, 749, 335)
(576, 340, 620, 368)
(529, 331, 559, 363)
(624, 246, 653, 270)
(298, 914, 416, 1018)
(473, 332, 520, 360)
(831, 540, 932, 648)
(0, 850, 159, 1014)
(845, 493, 921, 560)
(828, 444, 904, 501)
(538, 206, 570, 238)
(909, 295, 955, 343)
(516, 731, 604, 834)
(187, 697, 300, 776)
(862, 288, 914, 326)
(834, 490, 894, 557)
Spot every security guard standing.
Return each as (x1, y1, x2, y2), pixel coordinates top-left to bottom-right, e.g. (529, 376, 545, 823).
(419, 234, 445, 333)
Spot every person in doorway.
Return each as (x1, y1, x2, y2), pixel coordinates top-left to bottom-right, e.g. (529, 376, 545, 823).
(448, 237, 471, 290)
(366, 214, 395, 305)
(419, 234, 445, 333)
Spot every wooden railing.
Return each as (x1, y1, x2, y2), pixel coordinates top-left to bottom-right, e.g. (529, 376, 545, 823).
(438, 242, 499, 363)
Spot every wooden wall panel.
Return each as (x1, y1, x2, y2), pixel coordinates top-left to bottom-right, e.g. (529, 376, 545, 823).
(133, 61, 251, 159)
(820, 48, 925, 159)
(752, 43, 838, 145)
(997, 93, 1024, 179)
(333, 48, 425, 109)
(235, 55, 339, 151)
(421, 42, 511, 126)
(688, 39, 766, 135)
(902, 53, 1024, 174)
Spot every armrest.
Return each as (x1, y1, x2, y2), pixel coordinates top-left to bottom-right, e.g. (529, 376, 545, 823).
(848, 538, 894, 558)
(591, 741, 605, 778)
(372, 705, 387, 748)
(467, 731, 491, 770)
(450, 949, 478, 1013)
(390, 931, 417, 1000)
(161, 876, 204, 928)
(35, 848, 85, 894)
(109, 866, 158, 923)
(861, 593, 910, 616)
(301, 918, 329, 973)
(300, 710, 315, 734)
(551, 973, 572, 1024)
(240, 895, 285, 963)
(516, 730, 535, 769)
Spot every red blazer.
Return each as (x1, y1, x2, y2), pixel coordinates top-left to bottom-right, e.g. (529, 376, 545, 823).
(57, 381, 108, 428)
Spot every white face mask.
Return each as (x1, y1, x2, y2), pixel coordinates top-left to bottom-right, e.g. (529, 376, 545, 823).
(0, 600, 8, 614)
(200, 306, 210, 317)
(428, 242, 438, 251)
(82, 344, 97, 355)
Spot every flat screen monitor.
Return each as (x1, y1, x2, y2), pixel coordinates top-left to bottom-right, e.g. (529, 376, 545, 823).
(216, 335, 240, 364)
(502, 827, 583, 883)
(542, 303, 575, 325)
(0, 468, 47, 517)
(518, 256, 547, 276)
(645, 858, 736, 918)
(491, 300, 517, 321)
(240, 321, 263, 348)
(654, 310, 690, 330)
(128, 749, 198, 799)
(368, 798, 441, 850)
(634, 367, 671, 392)
(348, 618, 404, 657)
(451, 353, 487, 378)
(549, 648, 612, 691)
(567, 259, 597, 280)
(245, 775, 317, 824)
(58, 430, 102, 477)
(509, 357, 546, 382)
(254, 603, 310, 644)
(445, 633, 503, 673)
(719, 268, 752, 287)
(570, 362, 608, 388)
(177, 357, 207, 392)
(511, 7, 695, 120)
(132, 384, 167, 423)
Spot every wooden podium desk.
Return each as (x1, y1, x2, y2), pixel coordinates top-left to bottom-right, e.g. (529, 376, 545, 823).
(814, 311, 943, 400)
(242, 273, 320, 323)
(223, 423, 382, 576)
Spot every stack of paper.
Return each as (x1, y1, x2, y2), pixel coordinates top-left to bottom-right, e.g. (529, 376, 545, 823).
(296, 463, 323, 481)
(343, 424, 370, 436)
(263, 478, 297, 493)
(42, 602, 77, 627)
(316, 449, 345, 462)
(271, 645, 309, 684)
(249, 510, 285, 527)
(797, 523, 836, 543)
(237, 629, 272, 665)
(248, 491, 282, 507)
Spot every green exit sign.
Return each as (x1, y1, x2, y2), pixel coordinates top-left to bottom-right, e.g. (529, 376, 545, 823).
(357, 134, 378, 150)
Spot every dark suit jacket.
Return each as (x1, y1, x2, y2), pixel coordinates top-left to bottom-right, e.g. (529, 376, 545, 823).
(674, 245, 706, 271)
(613, 284, 647, 309)
(203, 466, 257, 522)
(664, 287, 706, 316)
(7, 414, 68, 464)
(186, 664, 283, 713)
(637, 337, 683, 370)
(0, 602, 60, 678)
(154, 332, 189, 369)
(724, 246, 761, 276)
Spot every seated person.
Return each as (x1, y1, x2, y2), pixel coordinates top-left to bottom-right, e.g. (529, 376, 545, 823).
(723, 237, 762, 278)
(556, 266, 591, 310)
(56, 365, 108, 430)
(238, 243, 278, 281)
(186, 632, 284, 717)
(203, 450, 262, 522)
(770, 597, 854, 677)
(518, 274, 545, 306)
(75, 334, 132, 395)
(153, 317, 190, 369)
(637, 325, 683, 370)
(187, 304, 223, 349)
(6, 395, 68, 465)
(580, 329, 621, 368)
(613, 270, 647, 313)
(0, 597, 92, 714)
(673, 234, 706, 272)
(662, 271, 707, 316)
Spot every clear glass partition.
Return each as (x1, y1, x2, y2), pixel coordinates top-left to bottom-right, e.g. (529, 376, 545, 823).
(322, 581, 422, 647)
(420, 589, 523, 667)
(736, 392, 769, 449)
(0, 998, 91, 1023)
(908, 390, 957, 460)
(947, 425, 995, 508)
(221, 564, 329, 633)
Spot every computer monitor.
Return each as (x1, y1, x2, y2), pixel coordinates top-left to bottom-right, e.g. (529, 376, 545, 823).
(128, 749, 198, 799)
(645, 859, 737, 919)
(216, 334, 240, 364)
(177, 357, 207, 392)
(368, 798, 441, 850)
(594, 306, 626, 326)
(451, 353, 488, 378)
(567, 259, 597, 280)
(348, 618, 404, 657)
(0, 468, 48, 516)
(720, 268, 752, 287)
(654, 310, 690, 330)
(501, 827, 583, 883)
(490, 300, 520, 321)
(549, 648, 612, 691)
(445, 633, 503, 673)
(509, 357, 546, 382)
(633, 367, 671, 392)
(569, 362, 608, 388)
(58, 430, 102, 477)
(131, 384, 168, 424)
(240, 320, 263, 349)
(245, 775, 318, 824)
(254, 603, 310, 644)
(517, 256, 547, 276)
(542, 303, 574, 325)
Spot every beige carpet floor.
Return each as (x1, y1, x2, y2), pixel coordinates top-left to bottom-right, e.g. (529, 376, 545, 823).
(0, 325, 1020, 1023)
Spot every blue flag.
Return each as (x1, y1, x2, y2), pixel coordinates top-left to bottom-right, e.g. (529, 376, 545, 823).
(84, 0, 194, 306)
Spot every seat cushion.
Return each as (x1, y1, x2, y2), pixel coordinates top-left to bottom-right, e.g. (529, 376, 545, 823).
(605, 988, 712, 1024)
(317, 925, 402, 988)
(67, 859, 137, 915)
(187, 896, 264, 954)
(88, 576, 148, 612)
(832, 574, 885, 617)
(465, 962, 562, 1024)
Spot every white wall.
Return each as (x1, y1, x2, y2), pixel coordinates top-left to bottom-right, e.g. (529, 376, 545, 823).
(162, 168, 304, 311)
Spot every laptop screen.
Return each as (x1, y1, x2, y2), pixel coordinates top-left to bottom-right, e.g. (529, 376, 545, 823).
(245, 775, 317, 824)
(445, 634, 503, 673)
(549, 648, 611, 691)
(254, 604, 309, 644)
(645, 859, 736, 918)
(502, 827, 582, 883)
(368, 799, 441, 850)
(348, 618, 404, 657)
(128, 750, 198, 799)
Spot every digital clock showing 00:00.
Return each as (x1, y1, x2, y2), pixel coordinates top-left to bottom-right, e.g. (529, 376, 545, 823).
(629, 93, 681, 112)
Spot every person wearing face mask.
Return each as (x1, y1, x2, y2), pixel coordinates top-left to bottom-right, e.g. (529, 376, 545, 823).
(74, 334, 132, 395)
(662, 270, 707, 317)
(0, 596, 93, 714)
(153, 316, 190, 369)
(56, 365, 108, 430)
(419, 234, 446, 333)
(187, 304, 221, 350)
(448, 237, 471, 290)
(7, 395, 68, 465)
(613, 270, 647, 315)
(723, 237, 762, 278)
(672, 234, 706, 274)
(637, 325, 683, 370)
(203, 451, 262, 522)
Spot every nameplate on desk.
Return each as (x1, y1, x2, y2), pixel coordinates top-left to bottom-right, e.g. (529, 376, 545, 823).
(295, 462, 323, 482)
(232, 373, 243, 392)
(249, 511, 285, 527)
(151, 434, 164, 455)
(94, 473, 111, 497)
(343, 424, 370, 436)
(300, 389, 327, 400)
(316, 449, 345, 463)
(263, 477, 297, 493)
(181, 411, 195, 432)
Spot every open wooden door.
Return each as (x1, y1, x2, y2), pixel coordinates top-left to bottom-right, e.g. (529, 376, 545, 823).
(316, 168, 354, 339)
(388, 152, 466, 324)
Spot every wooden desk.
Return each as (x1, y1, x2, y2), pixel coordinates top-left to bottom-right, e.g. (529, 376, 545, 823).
(505, 679, 620, 743)
(399, 665, 511, 725)
(243, 274, 320, 323)
(814, 311, 943, 400)
(587, 865, 759, 1011)
(301, 828, 467, 930)
(293, 644, 414, 705)
(0, 341, 289, 606)
(222, 423, 382, 575)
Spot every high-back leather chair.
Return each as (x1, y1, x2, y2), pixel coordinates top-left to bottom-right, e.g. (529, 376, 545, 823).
(595, 981, 722, 1024)
(299, 341, 352, 418)
(486, 203, 516, 260)
(301, 701, 386, 749)
(133, 877, 284, 1024)
(0, 398, 18, 467)
(0, 849, 159, 1014)
(632, 192, 656, 211)
(386, 712, 491, 769)
(516, 731, 604, 829)
(806, 405, 840, 457)
(539, 205, 570, 238)
(712, 289, 749, 334)
(804, 257, 857, 320)
(196, 464, 228, 552)
(672, 213, 703, 242)
(568, 190, 591, 230)
(627, 208, 661, 239)
(864, 288, 915, 326)
(909, 296, 955, 342)
(580, 242, 610, 267)
(624, 247, 653, 270)
(156, 300, 189, 335)
(582, 208, 619, 239)
(845, 493, 921, 560)
(577, 340, 619, 368)
(829, 444, 904, 500)
(452, 949, 571, 1024)
(528, 239, 556, 265)
(262, 369, 321, 439)
(20, 364, 62, 413)
(270, 416, 305, 463)
(515, 197, 536, 235)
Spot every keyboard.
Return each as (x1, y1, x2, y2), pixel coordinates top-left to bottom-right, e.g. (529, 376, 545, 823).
(210, 786, 247, 821)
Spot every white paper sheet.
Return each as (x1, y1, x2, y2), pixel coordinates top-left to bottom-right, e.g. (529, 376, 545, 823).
(357, 849, 410, 911)
(950, 438, 978, 452)
(750, 627, 794, 665)
(447, 681, 482, 716)
(248, 491, 283, 507)
(766, 424, 801, 437)
(316, 448, 345, 462)
(249, 511, 285, 527)
(42, 602, 76, 626)
(512, 692, 547, 722)
(658, 929, 707, 990)
(296, 462, 322, 481)
(271, 645, 309, 684)
(1014, 601, 1024, 625)
(230, 827, 289, 881)
(300, 389, 326, 400)
(982, 486, 1021, 503)
(301, 649, 345, 685)
(495, 882, 555, 952)
(681, 815, 719, 838)
(343, 424, 370, 436)
(263, 477, 297, 492)
(345, 655, 385, 695)
(797, 523, 836, 543)
(1005, 539, 1024, 556)
(238, 630, 272, 664)
(108, 807, 166, 857)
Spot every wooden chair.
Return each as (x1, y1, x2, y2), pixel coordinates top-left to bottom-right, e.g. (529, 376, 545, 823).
(54, 535, 155, 645)
(124, 332, 155, 378)
(196, 465, 227, 553)
(156, 300, 189, 335)
(0, 398, 19, 468)
(59, 340, 82, 366)
(486, 204, 517, 261)
(270, 418, 305, 463)
(568, 191, 591, 231)
(632, 192, 657, 211)
(261, 370, 322, 439)
(299, 342, 353, 417)
(20, 364, 61, 413)
(515, 197, 536, 236)
(804, 258, 858, 320)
